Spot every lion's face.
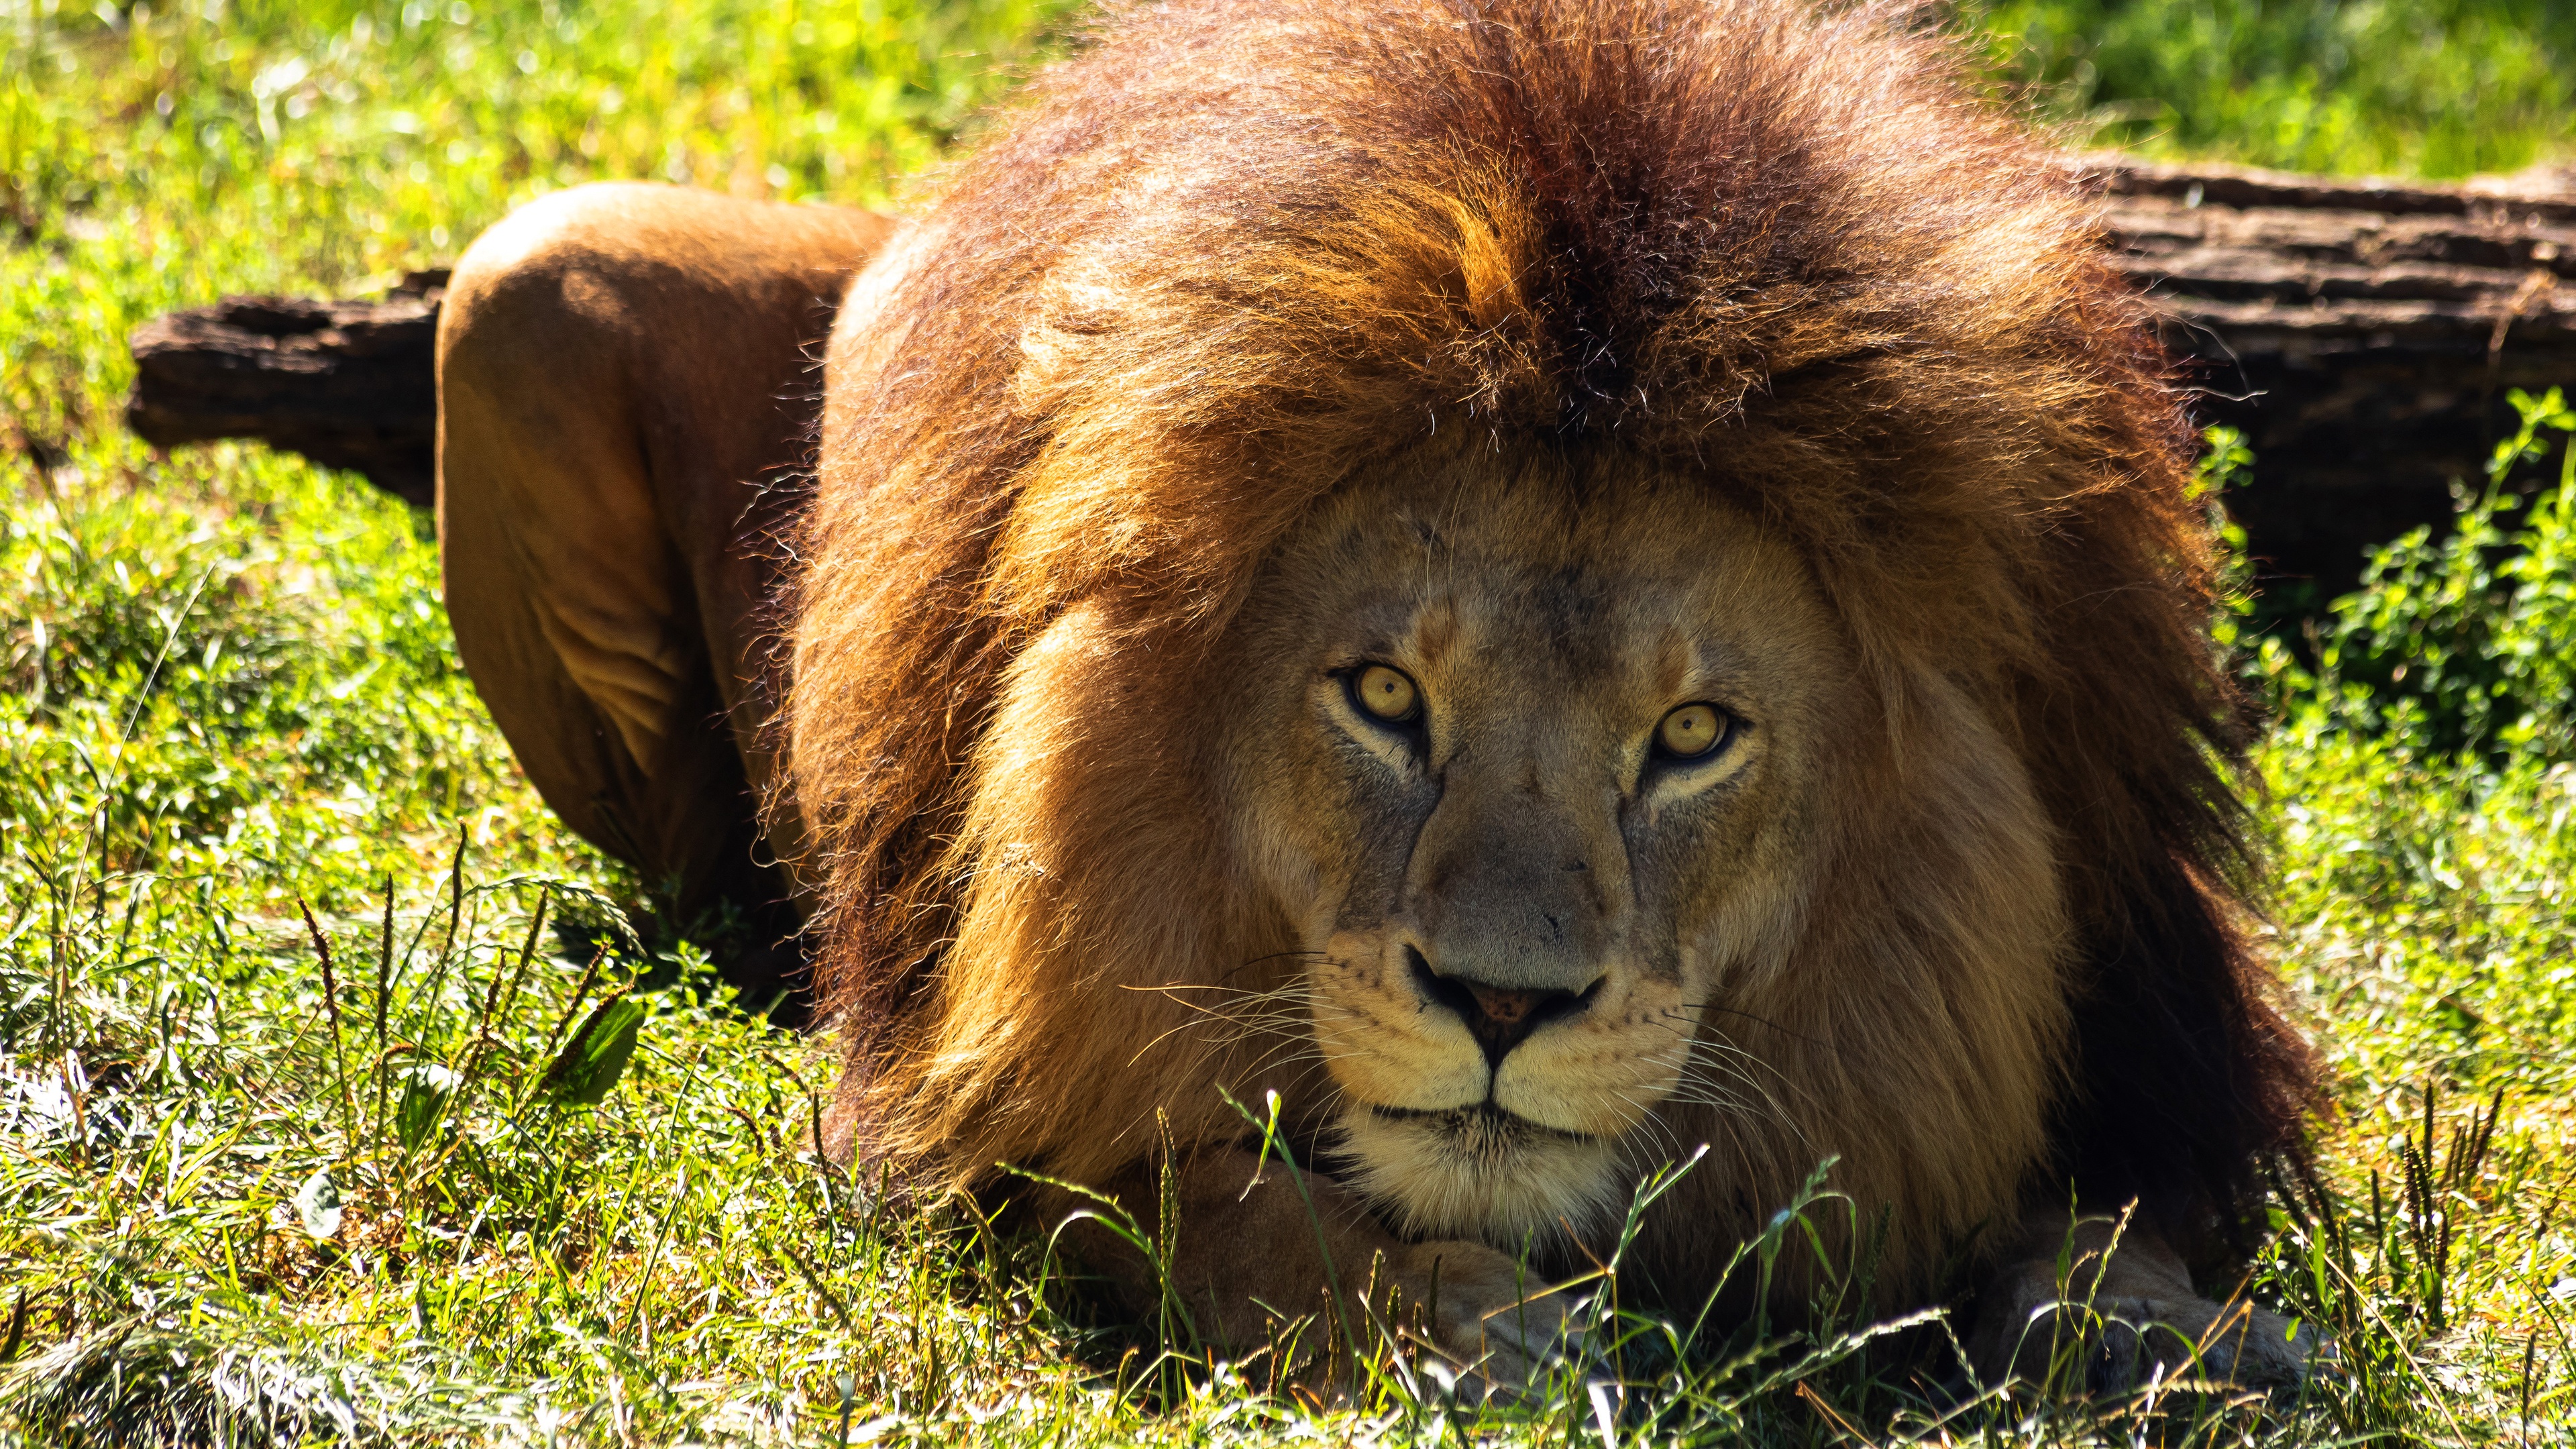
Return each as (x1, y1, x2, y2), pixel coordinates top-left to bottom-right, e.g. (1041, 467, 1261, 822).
(1220, 451, 1860, 1246)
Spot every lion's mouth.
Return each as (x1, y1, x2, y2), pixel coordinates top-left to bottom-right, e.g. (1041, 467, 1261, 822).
(1367, 1099, 1601, 1148)
(1340, 1097, 1628, 1241)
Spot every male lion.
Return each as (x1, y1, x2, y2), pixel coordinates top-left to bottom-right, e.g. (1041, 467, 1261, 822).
(437, 0, 2316, 1387)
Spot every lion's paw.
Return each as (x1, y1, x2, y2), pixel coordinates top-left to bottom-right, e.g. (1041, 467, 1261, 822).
(1972, 1277, 2324, 1392)
(1391, 1240, 1588, 1391)
(2096, 1293, 2320, 1389)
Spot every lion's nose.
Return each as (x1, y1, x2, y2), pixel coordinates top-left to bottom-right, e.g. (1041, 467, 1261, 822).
(1406, 947, 1601, 1069)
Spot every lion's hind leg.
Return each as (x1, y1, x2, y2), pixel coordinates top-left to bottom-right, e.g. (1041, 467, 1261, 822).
(435, 182, 894, 1013)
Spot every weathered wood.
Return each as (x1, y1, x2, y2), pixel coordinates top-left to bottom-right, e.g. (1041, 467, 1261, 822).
(123, 160, 2576, 590)
(2082, 155, 2576, 595)
(126, 271, 447, 509)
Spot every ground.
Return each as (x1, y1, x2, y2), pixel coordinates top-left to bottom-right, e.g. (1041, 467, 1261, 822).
(4, 1, 2575, 1444)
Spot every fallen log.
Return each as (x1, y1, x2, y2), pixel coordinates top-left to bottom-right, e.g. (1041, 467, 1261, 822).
(126, 271, 447, 509)
(2081, 154, 2576, 597)
(125, 158, 2576, 591)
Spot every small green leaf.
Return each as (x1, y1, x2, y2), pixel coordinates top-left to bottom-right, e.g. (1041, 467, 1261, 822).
(0, 1286, 27, 1364)
(395, 1061, 462, 1151)
(542, 993, 648, 1109)
(295, 1168, 342, 1240)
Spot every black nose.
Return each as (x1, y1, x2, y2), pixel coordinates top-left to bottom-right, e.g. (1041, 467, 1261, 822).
(1406, 946, 1599, 1069)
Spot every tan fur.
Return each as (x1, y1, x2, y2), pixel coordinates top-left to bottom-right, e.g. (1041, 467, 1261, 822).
(437, 183, 890, 1008)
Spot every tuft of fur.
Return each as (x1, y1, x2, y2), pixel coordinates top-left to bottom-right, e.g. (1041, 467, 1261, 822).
(788, 0, 2312, 1275)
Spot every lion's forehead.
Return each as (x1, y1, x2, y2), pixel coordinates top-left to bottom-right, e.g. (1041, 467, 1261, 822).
(1265, 458, 1839, 704)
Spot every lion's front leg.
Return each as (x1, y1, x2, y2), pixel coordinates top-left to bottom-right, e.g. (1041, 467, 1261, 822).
(1966, 1208, 2319, 1391)
(1060, 1147, 1580, 1386)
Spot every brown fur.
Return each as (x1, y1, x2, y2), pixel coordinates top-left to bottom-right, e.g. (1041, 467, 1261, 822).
(786, 0, 2313, 1348)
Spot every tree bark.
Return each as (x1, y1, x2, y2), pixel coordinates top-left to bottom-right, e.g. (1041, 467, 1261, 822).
(123, 160, 2576, 588)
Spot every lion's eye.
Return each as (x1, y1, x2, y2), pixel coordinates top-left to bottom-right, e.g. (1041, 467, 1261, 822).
(1656, 703, 1731, 759)
(1351, 664, 1421, 724)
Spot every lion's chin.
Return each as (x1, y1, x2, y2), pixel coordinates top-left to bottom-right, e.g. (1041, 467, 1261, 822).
(1336, 1102, 1626, 1248)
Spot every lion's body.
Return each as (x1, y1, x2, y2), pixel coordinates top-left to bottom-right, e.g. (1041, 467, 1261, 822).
(438, 0, 2316, 1383)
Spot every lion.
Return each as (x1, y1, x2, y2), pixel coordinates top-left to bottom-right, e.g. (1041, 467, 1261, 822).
(435, 0, 2318, 1389)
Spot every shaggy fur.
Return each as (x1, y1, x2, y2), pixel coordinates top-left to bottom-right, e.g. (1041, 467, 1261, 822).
(788, 0, 2314, 1313)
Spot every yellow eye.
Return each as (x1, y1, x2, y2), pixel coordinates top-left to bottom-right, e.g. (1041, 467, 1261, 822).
(1656, 703, 1729, 759)
(1352, 664, 1421, 722)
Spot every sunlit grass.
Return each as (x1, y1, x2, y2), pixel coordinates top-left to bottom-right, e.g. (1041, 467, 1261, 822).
(7, 1, 2576, 1444)
(1970, 0, 2576, 176)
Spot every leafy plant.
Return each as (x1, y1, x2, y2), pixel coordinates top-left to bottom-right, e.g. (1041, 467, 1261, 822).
(2312, 387, 2576, 761)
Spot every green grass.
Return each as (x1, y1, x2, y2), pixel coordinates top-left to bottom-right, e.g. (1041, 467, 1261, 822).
(1970, 0, 2576, 176)
(7, 1, 2576, 1444)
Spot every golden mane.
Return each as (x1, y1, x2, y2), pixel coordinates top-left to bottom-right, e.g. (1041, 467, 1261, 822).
(787, 0, 2312, 1287)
